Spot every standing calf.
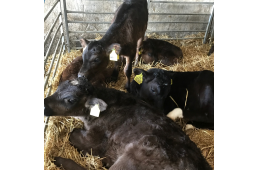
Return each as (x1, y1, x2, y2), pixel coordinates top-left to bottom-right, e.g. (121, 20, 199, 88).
(130, 68, 214, 129)
(139, 37, 183, 65)
(78, 0, 148, 92)
(44, 78, 212, 170)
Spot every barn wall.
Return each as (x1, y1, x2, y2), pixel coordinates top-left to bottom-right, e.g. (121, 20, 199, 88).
(44, 0, 214, 53)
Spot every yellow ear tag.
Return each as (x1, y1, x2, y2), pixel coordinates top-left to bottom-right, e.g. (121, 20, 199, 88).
(110, 49, 119, 61)
(138, 49, 143, 55)
(171, 79, 173, 85)
(134, 73, 143, 85)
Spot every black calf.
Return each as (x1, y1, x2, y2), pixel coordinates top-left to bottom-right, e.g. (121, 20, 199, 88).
(44, 77, 212, 170)
(130, 68, 214, 129)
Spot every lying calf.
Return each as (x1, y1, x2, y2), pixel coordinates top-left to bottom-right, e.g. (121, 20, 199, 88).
(59, 37, 89, 83)
(130, 68, 214, 129)
(139, 37, 183, 65)
(44, 77, 211, 170)
(59, 38, 114, 87)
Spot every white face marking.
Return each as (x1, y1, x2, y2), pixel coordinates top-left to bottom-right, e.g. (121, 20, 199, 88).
(70, 80, 79, 85)
(167, 108, 183, 120)
(83, 47, 86, 52)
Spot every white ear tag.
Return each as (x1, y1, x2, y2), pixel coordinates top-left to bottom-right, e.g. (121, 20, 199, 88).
(90, 104, 100, 117)
(109, 49, 119, 61)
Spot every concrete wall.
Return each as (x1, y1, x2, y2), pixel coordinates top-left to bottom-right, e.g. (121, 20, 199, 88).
(44, 0, 214, 53)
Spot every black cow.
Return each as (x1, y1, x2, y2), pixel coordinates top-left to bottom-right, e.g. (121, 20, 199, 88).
(139, 37, 183, 65)
(130, 68, 214, 129)
(44, 77, 211, 170)
(59, 37, 114, 87)
(78, 0, 148, 92)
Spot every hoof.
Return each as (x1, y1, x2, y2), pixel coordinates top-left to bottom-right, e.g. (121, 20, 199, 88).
(54, 157, 66, 167)
(167, 108, 183, 121)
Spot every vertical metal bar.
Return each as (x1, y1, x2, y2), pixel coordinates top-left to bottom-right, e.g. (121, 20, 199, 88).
(61, 0, 71, 52)
(145, 0, 150, 36)
(46, 42, 64, 97)
(58, 0, 66, 51)
(203, 6, 214, 44)
(44, 23, 62, 67)
(209, 26, 214, 44)
(44, 44, 65, 134)
(44, 33, 63, 91)
(44, 0, 60, 21)
(44, 13, 61, 45)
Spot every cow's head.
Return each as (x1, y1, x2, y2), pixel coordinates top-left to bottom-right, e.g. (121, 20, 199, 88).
(130, 68, 171, 109)
(44, 78, 107, 116)
(78, 41, 121, 80)
(139, 38, 155, 61)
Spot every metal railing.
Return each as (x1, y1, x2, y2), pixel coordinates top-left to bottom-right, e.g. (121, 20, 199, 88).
(61, 0, 214, 49)
(44, 0, 68, 132)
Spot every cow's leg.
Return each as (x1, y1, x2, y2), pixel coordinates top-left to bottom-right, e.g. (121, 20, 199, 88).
(54, 157, 86, 170)
(124, 56, 133, 92)
(134, 36, 144, 66)
(109, 59, 121, 82)
(69, 127, 107, 157)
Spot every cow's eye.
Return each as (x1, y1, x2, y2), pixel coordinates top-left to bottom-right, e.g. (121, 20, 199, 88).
(94, 58, 99, 62)
(65, 98, 77, 104)
(151, 87, 156, 94)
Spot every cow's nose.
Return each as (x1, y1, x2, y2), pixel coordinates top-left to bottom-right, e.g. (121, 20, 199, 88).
(78, 73, 85, 78)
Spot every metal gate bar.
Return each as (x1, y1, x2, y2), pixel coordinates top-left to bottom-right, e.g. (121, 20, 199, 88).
(44, 23, 62, 67)
(44, 13, 61, 45)
(44, 44, 65, 133)
(67, 21, 208, 24)
(44, 33, 63, 91)
(44, 0, 60, 21)
(150, 1, 213, 4)
(44, 0, 68, 134)
(203, 6, 214, 44)
(67, 10, 211, 15)
(69, 30, 206, 34)
(62, 0, 71, 52)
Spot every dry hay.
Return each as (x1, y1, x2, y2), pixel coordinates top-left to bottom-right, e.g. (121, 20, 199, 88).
(44, 50, 82, 98)
(44, 32, 214, 169)
(44, 116, 107, 170)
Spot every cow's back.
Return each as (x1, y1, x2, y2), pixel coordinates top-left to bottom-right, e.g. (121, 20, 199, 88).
(89, 101, 211, 169)
(101, 0, 148, 47)
(141, 38, 183, 65)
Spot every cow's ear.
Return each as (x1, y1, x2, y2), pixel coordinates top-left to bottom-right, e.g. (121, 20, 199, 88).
(107, 43, 121, 55)
(85, 98, 108, 112)
(79, 37, 89, 49)
(133, 68, 148, 77)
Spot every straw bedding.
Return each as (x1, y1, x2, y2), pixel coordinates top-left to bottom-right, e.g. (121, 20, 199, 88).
(44, 32, 214, 170)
